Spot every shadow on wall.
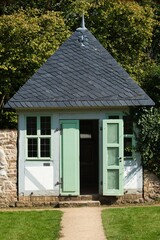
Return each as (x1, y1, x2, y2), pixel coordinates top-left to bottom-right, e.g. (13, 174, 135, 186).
(124, 160, 142, 190)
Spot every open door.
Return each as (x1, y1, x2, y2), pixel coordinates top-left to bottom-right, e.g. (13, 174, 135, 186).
(103, 119, 124, 196)
(80, 120, 99, 194)
(60, 120, 79, 196)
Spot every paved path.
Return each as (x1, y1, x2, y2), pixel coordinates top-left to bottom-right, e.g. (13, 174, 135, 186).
(59, 207, 106, 240)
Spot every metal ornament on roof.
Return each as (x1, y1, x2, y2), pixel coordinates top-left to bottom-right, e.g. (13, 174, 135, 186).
(81, 13, 86, 29)
(77, 13, 87, 30)
(78, 13, 86, 46)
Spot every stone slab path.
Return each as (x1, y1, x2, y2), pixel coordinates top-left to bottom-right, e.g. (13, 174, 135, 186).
(59, 207, 106, 240)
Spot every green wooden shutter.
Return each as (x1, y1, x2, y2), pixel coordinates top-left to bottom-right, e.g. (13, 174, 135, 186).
(103, 119, 124, 196)
(60, 120, 79, 196)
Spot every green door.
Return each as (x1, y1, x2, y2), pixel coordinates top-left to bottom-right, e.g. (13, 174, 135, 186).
(103, 119, 124, 196)
(60, 120, 79, 196)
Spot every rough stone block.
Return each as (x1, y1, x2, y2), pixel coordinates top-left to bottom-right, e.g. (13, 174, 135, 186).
(16, 201, 25, 207)
(9, 202, 16, 207)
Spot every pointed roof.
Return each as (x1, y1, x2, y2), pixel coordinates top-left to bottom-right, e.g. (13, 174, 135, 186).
(5, 26, 154, 109)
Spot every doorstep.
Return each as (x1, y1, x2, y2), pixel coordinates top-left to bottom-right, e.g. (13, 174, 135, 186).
(58, 200, 100, 208)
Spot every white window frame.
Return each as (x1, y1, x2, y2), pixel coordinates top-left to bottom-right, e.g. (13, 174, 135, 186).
(25, 115, 52, 161)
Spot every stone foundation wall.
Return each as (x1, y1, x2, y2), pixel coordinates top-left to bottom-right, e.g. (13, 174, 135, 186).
(99, 194, 143, 205)
(17, 196, 59, 207)
(144, 170, 160, 202)
(0, 130, 17, 207)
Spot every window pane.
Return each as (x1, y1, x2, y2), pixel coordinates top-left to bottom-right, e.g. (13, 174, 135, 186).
(124, 138, 132, 157)
(27, 117, 37, 135)
(40, 138, 50, 157)
(123, 116, 133, 134)
(107, 123, 119, 143)
(28, 138, 37, 157)
(41, 117, 51, 135)
(109, 116, 119, 119)
(107, 147, 119, 166)
(107, 170, 119, 189)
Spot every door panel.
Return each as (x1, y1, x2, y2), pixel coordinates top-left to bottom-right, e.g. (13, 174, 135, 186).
(103, 120, 124, 195)
(60, 120, 79, 195)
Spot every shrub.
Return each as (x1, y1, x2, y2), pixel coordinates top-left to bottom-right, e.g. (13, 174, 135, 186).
(134, 107, 160, 178)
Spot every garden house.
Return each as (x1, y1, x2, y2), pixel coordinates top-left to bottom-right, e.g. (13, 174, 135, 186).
(5, 20, 154, 200)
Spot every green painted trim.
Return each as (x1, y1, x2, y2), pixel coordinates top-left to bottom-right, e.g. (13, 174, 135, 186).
(103, 119, 124, 196)
(60, 120, 80, 196)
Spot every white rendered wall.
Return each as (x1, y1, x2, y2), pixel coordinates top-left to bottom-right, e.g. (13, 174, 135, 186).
(18, 109, 143, 196)
(124, 156, 143, 194)
(25, 161, 54, 193)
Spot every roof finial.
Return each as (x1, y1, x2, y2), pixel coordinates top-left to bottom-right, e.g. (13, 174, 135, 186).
(76, 12, 87, 30)
(81, 13, 86, 29)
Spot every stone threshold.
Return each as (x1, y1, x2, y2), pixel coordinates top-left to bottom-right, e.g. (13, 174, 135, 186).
(58, 200, 100, 208)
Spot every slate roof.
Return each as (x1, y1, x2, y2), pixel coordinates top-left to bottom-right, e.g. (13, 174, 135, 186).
(5, 26, 154, 109)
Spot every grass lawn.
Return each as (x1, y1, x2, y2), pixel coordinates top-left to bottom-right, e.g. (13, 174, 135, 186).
(102, 206, 160, 240)
(0, 210, 62, 240)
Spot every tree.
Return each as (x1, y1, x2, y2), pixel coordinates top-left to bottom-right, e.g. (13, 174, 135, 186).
(150, 1, 160, 63)
(0, 9, 70, 127)
(140, 64, 160, 106)
(52, 0, 157, 78)
(1, 0, 158, 75)
(87, 1, 156, 77)
(0, 0, 50, 14)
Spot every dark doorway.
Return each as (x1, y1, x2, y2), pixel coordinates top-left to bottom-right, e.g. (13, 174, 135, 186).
(80, 120, 99, 194)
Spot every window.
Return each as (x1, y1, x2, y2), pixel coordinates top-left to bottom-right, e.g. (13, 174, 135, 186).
(123, 116, 133, 134)
(27, 117, 37, 135)
(28, 138, 37, 157)
(124, 138, 132, 157)
(41, 116, 51, 135)
(108, 114, 135, 160)
(26, 116, 51, 160)
(123, 115, 134, 159)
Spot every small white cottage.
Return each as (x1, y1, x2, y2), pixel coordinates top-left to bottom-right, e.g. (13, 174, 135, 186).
(6, 20, 154, 200)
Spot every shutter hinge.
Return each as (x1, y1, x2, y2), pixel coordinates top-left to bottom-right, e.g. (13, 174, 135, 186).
(55, 178, 63, 186)
(55, 127, 62, 134)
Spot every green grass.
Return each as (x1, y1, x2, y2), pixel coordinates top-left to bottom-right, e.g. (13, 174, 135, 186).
(0, 210, 62, 240)
(102, 206, 160, 240)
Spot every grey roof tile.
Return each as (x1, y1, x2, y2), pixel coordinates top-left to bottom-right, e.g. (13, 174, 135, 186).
(5, 27, 154, 109)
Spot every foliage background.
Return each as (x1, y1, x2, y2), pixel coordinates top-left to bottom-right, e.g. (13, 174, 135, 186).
(0, 0, 160, 177)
